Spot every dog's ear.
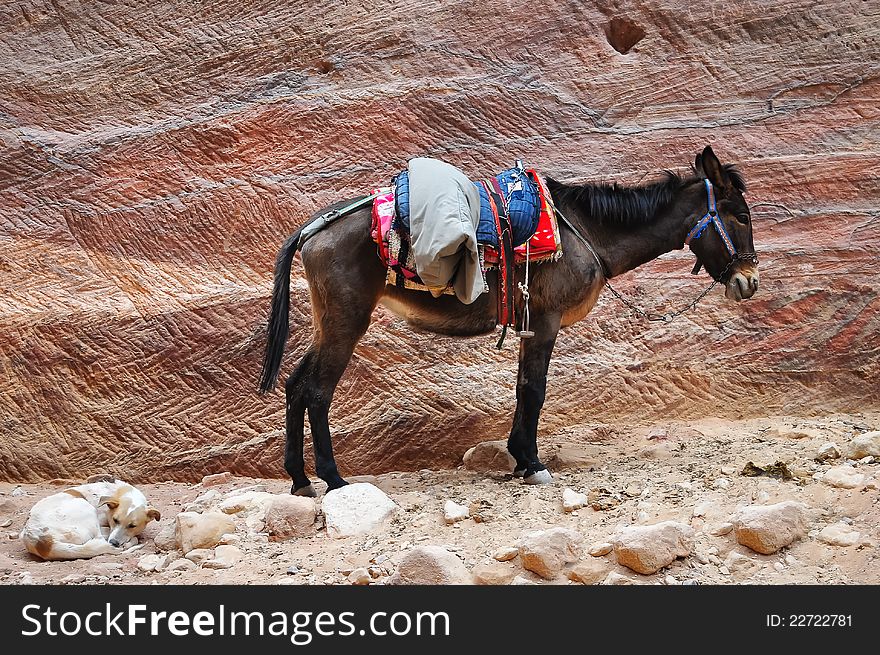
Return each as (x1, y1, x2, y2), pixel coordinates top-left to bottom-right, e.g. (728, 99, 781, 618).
(147, 508, 161, 522)
(99, 496, 119, 509)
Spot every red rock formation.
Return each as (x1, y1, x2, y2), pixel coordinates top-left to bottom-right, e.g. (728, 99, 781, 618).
(1, 1, 877, 482)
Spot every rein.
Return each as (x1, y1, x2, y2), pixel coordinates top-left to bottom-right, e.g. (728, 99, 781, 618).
(550, 179, 758, 324)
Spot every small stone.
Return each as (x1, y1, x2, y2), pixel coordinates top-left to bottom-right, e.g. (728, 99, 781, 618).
(588, 487, 621, 511)
(589, 542, 614, 557)
(322, 483, 398, 539)
(347, 568, 372, 585)
(166, 559, 197, 572)
(11, 486, 23, 496)
(817, 523, 861, 547)
(602, 572, 633, 585)
(472, 561, 516, 585)
(203, 545, 242, 569)
(844, 431, 880, 460)
(286, 566, 300, 575)
(613, 521, 694, 575)
(821, 466, 865, 489)
(185, 548, 214, 565)
(647, 428, 668, 441)
(264, 495, 317, 539)
(0, 519, 11, 528)
(567, 559, 611, 585)
(694, 551, 710, 565)
(510, 575, 538, 585)
(137, 554, 165, 573)
(443, 500, 470, 525)
(389, 546, 471, 585)
(462, 440, 516, 473)
(816, 442, 841, 462)
(733, 501, 808, 554)
(859, 456, 874, 464)
(492, 546, 519, 562)
(710, 522, 734, 536)
(682, 579, 700, 586)
(201, 472, 232, 487)
(517, 527, 583, 579)
(175, 511, 236, 554)
(719, 566, 731, 575)
(785, 554, 797, 566)
(61, 574, 87, 584)
(562, 488, 588, 513)
(692, 501, 713, 518)
(712, 477, 731, 490)
(368, 566, 383, 578)
(665, 575, 677, 585)
(546, 446, 599, 470)
(153, 521, 178, 551)
(724, 551, 760, 577)
(720, 465, 737, 476)
(218, 533, 240, 546)
(773, 562, 785, 572)
(624, 482, 643, 497)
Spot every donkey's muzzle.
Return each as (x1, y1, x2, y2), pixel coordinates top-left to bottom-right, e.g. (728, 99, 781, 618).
(725, 268, 759, 301)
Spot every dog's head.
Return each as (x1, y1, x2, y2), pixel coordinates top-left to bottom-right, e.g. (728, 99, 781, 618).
(99, 486, 160, 547)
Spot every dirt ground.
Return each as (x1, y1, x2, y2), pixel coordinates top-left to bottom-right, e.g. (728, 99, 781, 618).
(1, 412, 878, 585)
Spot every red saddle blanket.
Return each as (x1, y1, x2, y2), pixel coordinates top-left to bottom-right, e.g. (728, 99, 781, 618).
(370, 170, 562, 293)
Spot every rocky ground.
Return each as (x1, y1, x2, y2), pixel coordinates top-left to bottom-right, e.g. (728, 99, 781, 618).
(1, 412, 878, 586)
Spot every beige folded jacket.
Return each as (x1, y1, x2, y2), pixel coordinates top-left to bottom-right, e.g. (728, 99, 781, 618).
(407, 157, 485, 304)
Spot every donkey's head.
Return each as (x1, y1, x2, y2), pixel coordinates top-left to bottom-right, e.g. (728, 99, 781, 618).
(685, 145, 759, 301)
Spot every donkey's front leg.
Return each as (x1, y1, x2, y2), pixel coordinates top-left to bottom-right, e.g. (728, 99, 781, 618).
(507, 312, 562, 484)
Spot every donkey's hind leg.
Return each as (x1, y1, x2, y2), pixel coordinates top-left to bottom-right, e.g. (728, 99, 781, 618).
(284, 350, 317, 496)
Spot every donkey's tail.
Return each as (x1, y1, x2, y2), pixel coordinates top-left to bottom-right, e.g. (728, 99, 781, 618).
(258, 229, 303, 394)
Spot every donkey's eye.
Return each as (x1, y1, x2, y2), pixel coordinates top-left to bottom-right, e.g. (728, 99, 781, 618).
(735, 213, 750, 225)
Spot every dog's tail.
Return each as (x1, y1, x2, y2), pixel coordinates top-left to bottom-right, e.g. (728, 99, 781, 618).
(24, 532, 118, 561)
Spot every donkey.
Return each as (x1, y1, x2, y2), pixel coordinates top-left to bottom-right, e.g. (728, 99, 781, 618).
(259, 145, 759, 496)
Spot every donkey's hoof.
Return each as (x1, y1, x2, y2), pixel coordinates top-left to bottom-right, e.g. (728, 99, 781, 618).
(523, 469, 554, 485)
(292, 484, 317, 498)
(513, 468, 526, 478)
(326, 478, 349, 492)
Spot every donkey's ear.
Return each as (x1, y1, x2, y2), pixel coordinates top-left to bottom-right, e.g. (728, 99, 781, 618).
(698, 145, 730, 190)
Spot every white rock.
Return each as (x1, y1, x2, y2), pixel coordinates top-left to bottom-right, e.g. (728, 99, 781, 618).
(821, 466, 865, 489)
(602, 571, 633, 585)
(844, 431, 880, 460)
(264, 495, 317, 539)
(816, 442, 841, 461)
(443, 500, 470, 525)
(817, 523, 861, 547)
(588, 542, 614, 557)
(773, 562, 785, 572)
(217, 491, 277, 531)
(472, 561, 516, 585)
(166, 559, 197, 572)
(136, 554, 165, 573)
(203, 545, 242, 569)
(567, 558, 612, 585)
(712, 477, 731, 490)
(724, 551, 760, 577)
(733, 501, 808, 554)
(492, 546, 519, 562)
(175, 512, 236, 554)
(517, 527, 583, 579)
(201, 472, 232, 487)
(562, 488, 588, 513)
(153, 521, 177, 551)
(710, 522, 735, 536)
(613, 522, 694, 575)
(218, 533, 240, 546)
(347, 568, 372, 585)
(184, 548, 214, 565)
(510, 575, 538, 585)
(322, 483, 398, 539)
(388, 546, 471, 585)
(462, 441, 516, 472)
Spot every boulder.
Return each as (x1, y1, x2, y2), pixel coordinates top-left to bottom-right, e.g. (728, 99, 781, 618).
(817, 523, 861, 547)
(613, 521, 694, 575)
(321, 483, 398, 539)
(567, 559, 612, 585)
(263, 496, 317, 539)
(843, 431, 880, 460)
(174, 512, 236, 554)
(462, 441, 516, 473)
(733, 501, 808, 554)
(517, 527, 583, 579)
(820, 466, 865, 489)
(389, 546, 471, 585)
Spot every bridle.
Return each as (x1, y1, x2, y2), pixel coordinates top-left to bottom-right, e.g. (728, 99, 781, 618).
(550, 177, 758, 323)
(685, 178, 758, 277)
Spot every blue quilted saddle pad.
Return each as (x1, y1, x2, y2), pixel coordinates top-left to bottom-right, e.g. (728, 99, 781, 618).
(393, 166, 540, 249)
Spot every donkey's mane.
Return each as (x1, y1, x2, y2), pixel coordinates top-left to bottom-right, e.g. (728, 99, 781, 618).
(547, 164, 745, 227)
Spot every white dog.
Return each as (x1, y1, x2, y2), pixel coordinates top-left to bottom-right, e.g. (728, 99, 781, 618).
(21, 478, 160, 561)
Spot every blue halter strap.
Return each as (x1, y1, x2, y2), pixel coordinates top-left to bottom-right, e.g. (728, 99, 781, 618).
(684, 178, 737, 259)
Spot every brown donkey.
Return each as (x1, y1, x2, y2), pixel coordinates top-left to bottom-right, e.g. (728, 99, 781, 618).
(259, 146, 759, 496)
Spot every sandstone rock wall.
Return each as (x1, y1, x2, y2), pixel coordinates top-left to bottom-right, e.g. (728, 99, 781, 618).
(1, 0, 878, 481)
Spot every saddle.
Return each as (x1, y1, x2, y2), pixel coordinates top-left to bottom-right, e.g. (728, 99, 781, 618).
(370, 163, 563, 337)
